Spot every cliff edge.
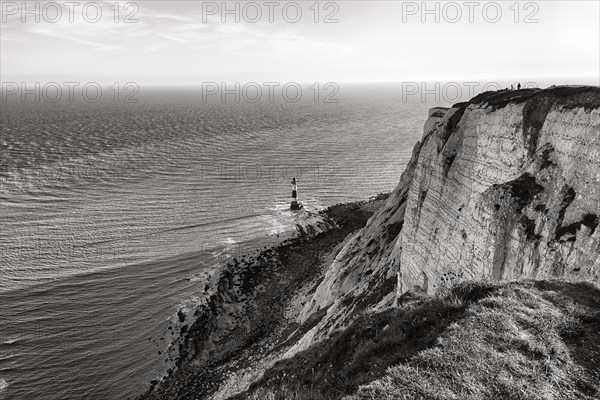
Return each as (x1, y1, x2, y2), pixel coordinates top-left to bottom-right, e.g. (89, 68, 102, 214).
(291, 86, 600, 355)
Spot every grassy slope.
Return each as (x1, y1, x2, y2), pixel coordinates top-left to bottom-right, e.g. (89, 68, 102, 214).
(237, 280, 600, 400)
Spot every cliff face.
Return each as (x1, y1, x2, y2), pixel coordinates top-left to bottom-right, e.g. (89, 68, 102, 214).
(289, 86, 600, 355)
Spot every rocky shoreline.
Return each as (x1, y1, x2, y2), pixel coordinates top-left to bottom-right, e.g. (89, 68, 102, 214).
(138, 193, 390, 399)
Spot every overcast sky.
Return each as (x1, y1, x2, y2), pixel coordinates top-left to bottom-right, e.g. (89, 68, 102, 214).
(1, 1, 599, 85)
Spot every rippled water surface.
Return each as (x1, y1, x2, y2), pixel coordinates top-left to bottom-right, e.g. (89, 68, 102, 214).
(0, 85, 432, 399)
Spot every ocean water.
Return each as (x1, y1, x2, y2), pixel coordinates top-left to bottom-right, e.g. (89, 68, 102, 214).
(0, 84, 432, 399)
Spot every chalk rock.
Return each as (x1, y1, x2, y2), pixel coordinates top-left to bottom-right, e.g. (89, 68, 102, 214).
(287, 86, 600, 357)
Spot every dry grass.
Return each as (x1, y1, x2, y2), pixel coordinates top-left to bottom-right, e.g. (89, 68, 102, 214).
(238, 280, 600, 400)
(350, 281, 600, 400)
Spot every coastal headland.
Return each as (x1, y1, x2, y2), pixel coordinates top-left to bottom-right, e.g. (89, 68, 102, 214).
(140, 86, 600, 399)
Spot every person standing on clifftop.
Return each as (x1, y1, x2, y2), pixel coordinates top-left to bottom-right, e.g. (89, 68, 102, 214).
(518, 83, 521, 90)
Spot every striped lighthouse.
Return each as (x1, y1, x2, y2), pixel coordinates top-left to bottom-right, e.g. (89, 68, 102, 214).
(290, 177, 302, 210)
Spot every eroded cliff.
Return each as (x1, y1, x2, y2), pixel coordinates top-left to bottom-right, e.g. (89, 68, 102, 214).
(290, 86, 600, 355)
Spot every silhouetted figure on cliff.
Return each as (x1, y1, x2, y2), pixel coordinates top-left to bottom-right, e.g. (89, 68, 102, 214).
(517, 83, 521, 90)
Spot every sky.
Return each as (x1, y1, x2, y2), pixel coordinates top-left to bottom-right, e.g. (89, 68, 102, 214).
(1, 0, 599, 86)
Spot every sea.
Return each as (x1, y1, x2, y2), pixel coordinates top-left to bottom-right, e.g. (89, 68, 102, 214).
(0, 84, 436, 399)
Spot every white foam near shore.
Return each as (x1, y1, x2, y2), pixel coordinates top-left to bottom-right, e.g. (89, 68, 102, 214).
(2, 337, 19, 345)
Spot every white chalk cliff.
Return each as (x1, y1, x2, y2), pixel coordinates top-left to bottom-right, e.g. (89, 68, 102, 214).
(288, 86, 600, 356)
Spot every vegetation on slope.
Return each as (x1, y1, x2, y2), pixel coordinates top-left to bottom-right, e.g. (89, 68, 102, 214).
(138, 196, 389, 399)
(238, 280, 600, 400)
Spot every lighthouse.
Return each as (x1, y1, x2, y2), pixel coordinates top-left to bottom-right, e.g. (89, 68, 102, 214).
(290, 177, 302, 210)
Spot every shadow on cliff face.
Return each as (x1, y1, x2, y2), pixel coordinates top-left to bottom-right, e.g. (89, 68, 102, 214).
(239, 280, 600, 400)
